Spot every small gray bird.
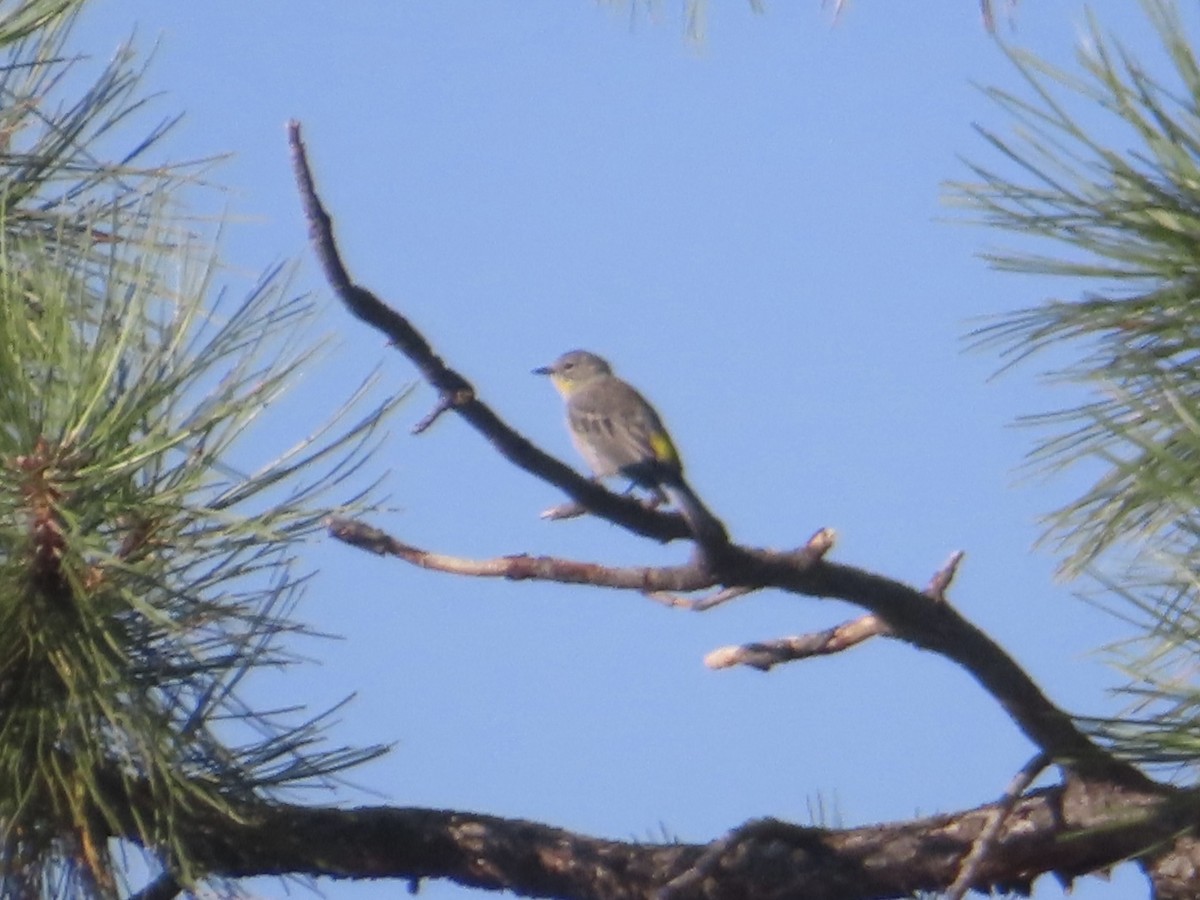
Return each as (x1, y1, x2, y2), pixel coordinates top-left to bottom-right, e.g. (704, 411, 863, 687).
(533, 349, 726, 546)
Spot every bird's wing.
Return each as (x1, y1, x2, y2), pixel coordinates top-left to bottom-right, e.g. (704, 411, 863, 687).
(568, 379, 681, 476)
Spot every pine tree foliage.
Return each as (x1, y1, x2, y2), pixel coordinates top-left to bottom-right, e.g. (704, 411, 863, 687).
(952, 0, 1200, 775)
(0, 5, 400, 896)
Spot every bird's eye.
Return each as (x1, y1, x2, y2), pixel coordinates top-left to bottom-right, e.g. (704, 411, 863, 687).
(562, 361, 574, 370)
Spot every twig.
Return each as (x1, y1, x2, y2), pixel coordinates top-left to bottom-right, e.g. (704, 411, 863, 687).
(693, 585, 755, 611)
(926, 550, 965, 601)
(946, 752, 1051, 900)
(705, 613, 889, 671)
(540, 500, 586, 521)
(644, 585, 754, 610)
(803, 527, 837, 558)
(327, 517, 717, 593)
(413, 390, 473, 435)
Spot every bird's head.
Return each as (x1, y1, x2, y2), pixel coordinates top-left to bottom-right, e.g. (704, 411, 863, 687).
(533, 349, 612, 396)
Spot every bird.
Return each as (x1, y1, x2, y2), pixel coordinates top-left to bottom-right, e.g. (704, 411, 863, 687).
(533, 349, 726, 547)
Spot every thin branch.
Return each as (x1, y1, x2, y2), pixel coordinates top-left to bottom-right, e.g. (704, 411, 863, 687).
(692, 585, 755, 610)
(327, 517, 715, 593)
(926, 550, 966, 601)
(287, 120, 694, 547)
(705, 613, 889, 671)
(947, 752, 1050, 900)
(413, 390, 471, 435)
(541, 499, 587, 521)
(739, 547, 1152, 786)
(645, 584, 756, 610)
(706, 549, 961, 673)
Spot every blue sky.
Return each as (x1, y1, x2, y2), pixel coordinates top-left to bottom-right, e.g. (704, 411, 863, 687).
(68, 3, 1183, 898)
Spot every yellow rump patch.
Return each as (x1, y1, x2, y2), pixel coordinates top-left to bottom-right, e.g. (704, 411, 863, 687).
(649, 431, 678, 465)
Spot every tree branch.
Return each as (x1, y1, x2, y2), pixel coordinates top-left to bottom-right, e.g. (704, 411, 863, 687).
(290, 119, 1149, 788)
(327, 516, 715, 593)
(705, 612, 889, 670)
(276, 119, 1200, 900)
(120, 780, 1192, 900)
(287, 120, 694, 548)
(946, 752, 1050, 900)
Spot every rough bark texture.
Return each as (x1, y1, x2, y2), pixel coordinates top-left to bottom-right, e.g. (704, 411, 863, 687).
(110, 777, 1195, 898)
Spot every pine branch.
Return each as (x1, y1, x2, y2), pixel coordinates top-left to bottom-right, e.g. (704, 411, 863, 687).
(105, 773, 1196, 900)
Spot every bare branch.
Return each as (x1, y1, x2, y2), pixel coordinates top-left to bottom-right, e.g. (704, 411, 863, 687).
(644, 584, 756, 610)
(327, 517, 717, 593)
(804, 526, 837, 558)
(287, 120, 697, 547)
(413, 390, 473, 435)
(700, 546, 960, 683)
(947, 752, 1050, 900)
(705, 613, 888, 671)
(692, 585, 755, 610)
(540, 499, 587, 521)
(926, 550, 965, 601)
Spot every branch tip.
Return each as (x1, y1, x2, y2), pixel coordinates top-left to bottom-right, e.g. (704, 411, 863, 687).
(327, 516, 395, 555)
(927, 550, 966, 601)
(540, 500, 586, 521)
(805, 527, 836, 557)
(413, 388, 475, 435)
(645, 585, 754, 611)
(693, 585, 755, 611)
(644, 590, 692, 609)
(704, 645, 746, 670)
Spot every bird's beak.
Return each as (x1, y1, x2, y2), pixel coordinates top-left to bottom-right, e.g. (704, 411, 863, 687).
(532, 365, 553, 376)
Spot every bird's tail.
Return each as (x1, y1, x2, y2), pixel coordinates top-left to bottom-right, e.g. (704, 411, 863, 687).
(659, 475, 729, 551)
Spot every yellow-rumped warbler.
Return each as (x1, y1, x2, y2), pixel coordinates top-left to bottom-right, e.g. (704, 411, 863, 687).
(534, 349, 725, 546)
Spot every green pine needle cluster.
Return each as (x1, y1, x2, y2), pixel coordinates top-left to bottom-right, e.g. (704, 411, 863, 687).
(0, 6, 399, 896)
(952, 0, 1200, 774)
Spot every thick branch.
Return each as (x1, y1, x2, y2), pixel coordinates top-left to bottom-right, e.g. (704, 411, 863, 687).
(128, 781, 1191, 900)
